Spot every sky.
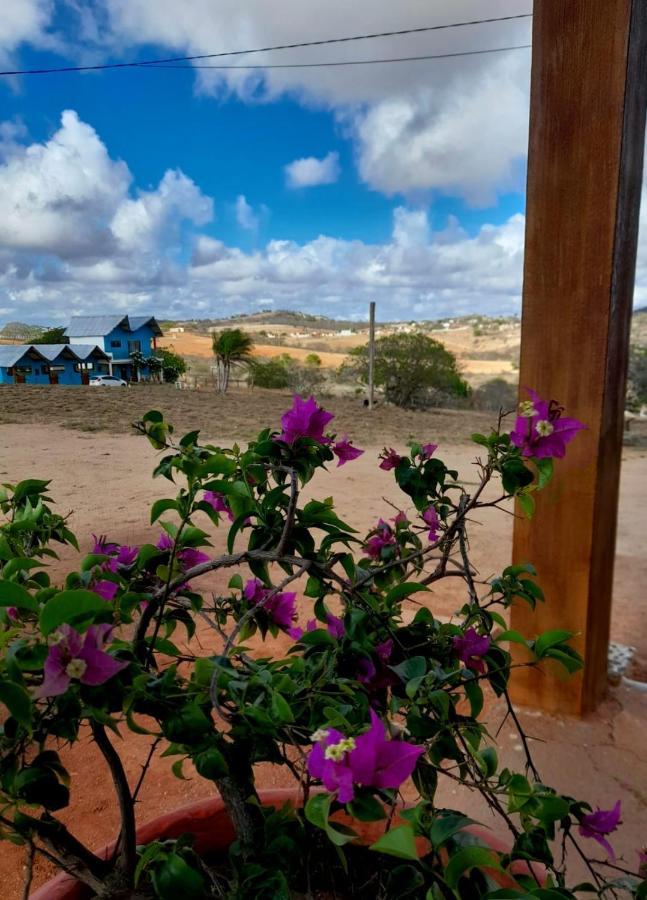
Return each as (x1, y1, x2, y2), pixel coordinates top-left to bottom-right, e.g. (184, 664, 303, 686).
(0, 0, 645, 325)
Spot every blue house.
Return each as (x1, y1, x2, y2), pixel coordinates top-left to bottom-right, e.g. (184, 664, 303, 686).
(0, 344, 110, 385)
(65, 315, 163, 382)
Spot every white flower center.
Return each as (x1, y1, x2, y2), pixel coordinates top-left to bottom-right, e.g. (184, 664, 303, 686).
(48, 631, 65, 646)
(324, 737, 356, 761)
(65, 658, 87, 680)
(536, 420, 554, 437)
(311, 728, 331, 743)
(518, 400, 537, 418)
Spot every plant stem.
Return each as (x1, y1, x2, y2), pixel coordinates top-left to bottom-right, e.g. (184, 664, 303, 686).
(91, 723, 137, 884)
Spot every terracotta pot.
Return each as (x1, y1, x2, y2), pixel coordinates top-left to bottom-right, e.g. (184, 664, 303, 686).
(32, 789, 543, 898)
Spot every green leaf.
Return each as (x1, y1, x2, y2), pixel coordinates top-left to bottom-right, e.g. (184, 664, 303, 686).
(495, 630, 529, 646)
(39, 590, 107, 635)
(445, 846, 501, 887)
(270, 691, 294, 724)
(391, 656, 427, 682)
(534, 630, 574, 658)
(0, 679, 32, 728)
(347, 794, 387, 822)
(429, 813, 476, 848)
(194, 747, 228, 780)
(0, 581, 38, 612)
(478, 746, 498, 778)
(385, 583, 429, 606)
(12, 479, 51, 502)
(517, 492, 535, 519)
(151, 499, 180, 524)
(198, 454, 237, 477)
(370, 825, 419, 861)
(305, 793, 358, 847)
(533, 457, 554, 490)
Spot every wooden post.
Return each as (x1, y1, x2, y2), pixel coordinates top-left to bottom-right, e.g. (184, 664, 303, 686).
(368, 301, 376, 411)
(510, 0, 647, 715)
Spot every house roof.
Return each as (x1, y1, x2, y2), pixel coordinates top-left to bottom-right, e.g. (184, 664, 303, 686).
(37, 344, 110, 362)
(66, 316, 129, 338)
(65, 315, 162, 338)
(0, 345, 47, 367)
(128, 316, 163, 336)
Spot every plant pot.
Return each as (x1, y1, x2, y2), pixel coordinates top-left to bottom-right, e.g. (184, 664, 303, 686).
(31, 789, 543, 898)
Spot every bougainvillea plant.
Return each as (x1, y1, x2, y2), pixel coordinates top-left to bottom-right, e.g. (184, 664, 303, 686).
(0, 390, 644, 898)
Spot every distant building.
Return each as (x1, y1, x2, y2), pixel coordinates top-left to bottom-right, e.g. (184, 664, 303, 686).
(168, 326, 185, 334)
(65, 315, 163, 381)
(0, 343, 110, 385)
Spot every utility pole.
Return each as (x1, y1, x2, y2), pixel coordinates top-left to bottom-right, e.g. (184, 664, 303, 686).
(368, 301, 376, 410)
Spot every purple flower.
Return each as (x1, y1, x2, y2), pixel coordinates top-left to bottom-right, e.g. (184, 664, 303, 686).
(579, 801, 621, 860)
(358, 639, 395, 697)
(422, 506, 440, 542)
(277, 395, 334, 445)
(204, 490, 235, 522)
(391, 511, 408, 527)
(307, 710, 424, 803)
(378, 448, 401, 471)
(91, 534, 119, 555)
(510, 389, 586, 459)
(453, 627, 491, 675)
(103, 545, 139, 573)
(420, 442, 438, 459)
(156, 533, 209, 569)
(364, 519, 396, 560)
(637, 849, 647, 878)
(243, 578, 298, 633)
(332, 436, 364, 467)
(6, 607, 19, 622)
(36, 624, 128, 698)
(93, 580, 118, 602)
(325, 612, 345, 640)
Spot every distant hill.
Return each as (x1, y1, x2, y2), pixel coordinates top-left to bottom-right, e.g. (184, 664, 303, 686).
(0, 321, 46, 342)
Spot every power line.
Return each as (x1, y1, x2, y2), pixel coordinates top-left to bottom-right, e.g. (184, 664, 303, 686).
(144, 44, 532, 70)
(0, 13, 532, 77)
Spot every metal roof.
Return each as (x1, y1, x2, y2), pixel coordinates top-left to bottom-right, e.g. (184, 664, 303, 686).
(127, 316, 163, 336)
(0, 345, 47, 367)
(37, 344, 109, 362)
(65, 315, 162, 338)
(65, 316, 129, 338)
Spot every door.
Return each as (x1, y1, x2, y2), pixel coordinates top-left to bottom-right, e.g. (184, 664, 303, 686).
(49, 373, 59, 385)
(81, 372, 90, 385)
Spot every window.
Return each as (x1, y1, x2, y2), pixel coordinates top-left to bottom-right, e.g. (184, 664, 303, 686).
(35, 368, 40, 375)
(128, 340, 141, 354)
(110, 340, 121, 348)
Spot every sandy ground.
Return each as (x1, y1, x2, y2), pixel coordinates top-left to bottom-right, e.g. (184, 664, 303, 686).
(0, 396, 646, 896)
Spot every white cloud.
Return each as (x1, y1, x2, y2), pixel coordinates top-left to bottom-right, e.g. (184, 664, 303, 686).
(0, 0, 56, 66)
(235, 194, 259, 231)
(285, 151, 340, 189)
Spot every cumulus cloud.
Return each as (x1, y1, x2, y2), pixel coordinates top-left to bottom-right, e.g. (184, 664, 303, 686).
(285, 151, 340, 189)
(235, 194, 260, 231)
(0, 0, 58, 67)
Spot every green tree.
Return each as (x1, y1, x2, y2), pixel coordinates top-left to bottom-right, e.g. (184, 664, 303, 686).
(305, 353, 322, 367)
(343, 332, 469, 409)
(32, 327, 69, 344)
(472, 378, 517, 411)
(154, 348, 187, 383)
(627, 345, 647, 409)
(250, 358, 291, 389)
(211, 329, 254, 392)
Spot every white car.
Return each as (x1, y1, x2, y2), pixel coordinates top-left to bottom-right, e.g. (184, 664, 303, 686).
(89, 375, 128, 387)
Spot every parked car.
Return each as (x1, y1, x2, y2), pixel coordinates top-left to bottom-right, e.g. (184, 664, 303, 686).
(89, 375, 128, 387)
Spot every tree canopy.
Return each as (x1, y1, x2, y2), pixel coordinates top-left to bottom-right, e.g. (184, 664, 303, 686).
(343, 332, 469, 409)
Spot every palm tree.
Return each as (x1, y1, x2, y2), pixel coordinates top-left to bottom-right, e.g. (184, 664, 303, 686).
(211, 328, 254, 392)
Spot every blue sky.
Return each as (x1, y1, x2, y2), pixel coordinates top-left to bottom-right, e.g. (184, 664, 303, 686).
(1, 1, 598, 324)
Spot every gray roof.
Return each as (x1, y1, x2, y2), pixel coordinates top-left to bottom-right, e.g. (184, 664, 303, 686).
(0, 345, 47, 367)
(126, 315, 163, 336)
(65, 315, 162, 338)
(37, 344, 109, 362)
(65, 316, 128, 338)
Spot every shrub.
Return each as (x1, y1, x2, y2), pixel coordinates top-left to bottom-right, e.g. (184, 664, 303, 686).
(472, 378, 518, 411)
(155, 347, 188, 383)
(0, 393, 641, 898)
(343, 333, 469, 409)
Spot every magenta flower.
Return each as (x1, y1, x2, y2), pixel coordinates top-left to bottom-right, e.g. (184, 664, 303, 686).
(291, 612, 345, 642)
(93, 580, 118, 601)
(358, 639, 395, 696)
(91, 534, 119, 555)
(364, 519, 396, 560)
(332, 436, 364, 467)
(378, 448, 401, 471)
(579, 801, 622, 860)
(277, 395, 334, 445)
(103, 545, 139, 573)
(156, 533, 174, 552)
(420, 442, 438, 459)
(243, 578, 298, 633)
(156, 533, 209, 569)
(307, 710, 424, 803)
(422, 506, 440, 542)
(391, 511, 408, 527)
(510, 389, 585, 459)
(36, 624, 128, 698)
(204, 490, 234, 522)
(453, 628, 491, 675)
(6, 607, 19, 622)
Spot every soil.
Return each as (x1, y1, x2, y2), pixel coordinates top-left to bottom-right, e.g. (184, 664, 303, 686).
(0, 387, 646, 897)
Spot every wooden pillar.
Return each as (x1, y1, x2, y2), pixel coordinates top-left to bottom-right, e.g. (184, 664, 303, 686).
(510, 0, 647, 715)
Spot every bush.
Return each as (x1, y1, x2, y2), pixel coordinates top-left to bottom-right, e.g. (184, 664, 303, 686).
(155, 348, 188, 383)
(343, 333, 470, 409)
(251, 355, 325, 394)
(472, 378, 518, 411)
(250, 358, 291, 389)
(627, 345, 647, 409)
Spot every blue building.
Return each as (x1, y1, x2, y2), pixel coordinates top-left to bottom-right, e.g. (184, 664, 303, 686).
(65, 315, 163, 381)
(0, 344, 110, 385)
